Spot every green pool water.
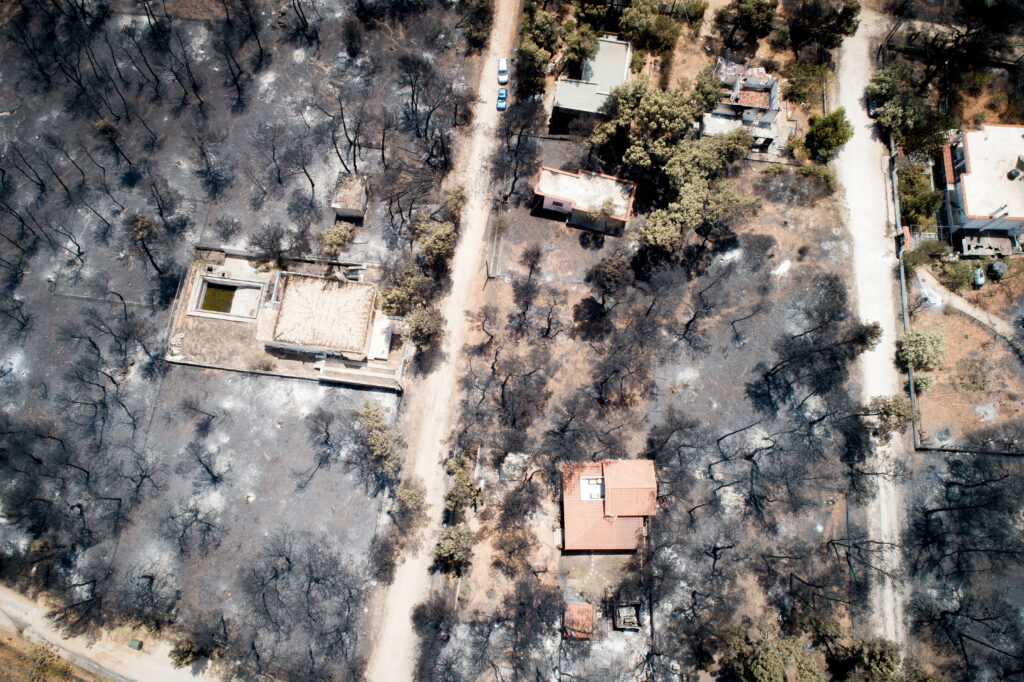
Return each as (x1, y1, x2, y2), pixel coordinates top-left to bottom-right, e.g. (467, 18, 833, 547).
(201, 282, 236, 313)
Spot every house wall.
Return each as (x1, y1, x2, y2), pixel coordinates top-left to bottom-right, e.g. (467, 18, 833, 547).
(962, 215, 1024, 235)
(567, 208, 626, 235)
(543, 195, 573, 214)
(952, 183, 1024, 235)
(333, 206, 365, 220)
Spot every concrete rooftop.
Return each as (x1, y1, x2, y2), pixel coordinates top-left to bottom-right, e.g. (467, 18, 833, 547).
(536, 168, 634, 218)
(553, 37, 631, 114)
(272, 274, 376, 354)
(960, 125, 1024, 220)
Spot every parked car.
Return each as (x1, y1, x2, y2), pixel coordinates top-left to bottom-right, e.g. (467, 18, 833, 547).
(496, 88, 508, 111)
(497, 58, 509, 85)
(973, 267, 986, 288)
(1008, 168, 1021, 180)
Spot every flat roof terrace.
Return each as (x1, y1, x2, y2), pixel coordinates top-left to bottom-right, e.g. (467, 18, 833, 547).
(271, 274, 376, 356)
(553, 37, 632, 114)
(960, 125, 1024, 220)
(535, 168, 635, 219)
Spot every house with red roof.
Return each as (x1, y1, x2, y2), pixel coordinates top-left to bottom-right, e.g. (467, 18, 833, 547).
(561, 460, 657, 552)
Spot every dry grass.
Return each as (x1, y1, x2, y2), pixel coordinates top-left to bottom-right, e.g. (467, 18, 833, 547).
(0, 635, 98, 682)
(954, 258, 1024, 320)
(911, 304, 1024, 449)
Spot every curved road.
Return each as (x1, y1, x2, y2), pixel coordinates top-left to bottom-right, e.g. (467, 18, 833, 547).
(363, 0, 521, 678)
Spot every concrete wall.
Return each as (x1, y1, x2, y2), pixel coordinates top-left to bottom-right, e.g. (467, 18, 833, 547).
(543, 195, 572, 213)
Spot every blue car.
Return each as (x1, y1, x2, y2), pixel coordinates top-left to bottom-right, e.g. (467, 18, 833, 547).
(496, 88, 508, 111)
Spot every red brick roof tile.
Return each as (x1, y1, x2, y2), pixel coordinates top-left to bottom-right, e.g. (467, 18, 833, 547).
(562, 461, 656, 551)
(564, 603, 594, 639)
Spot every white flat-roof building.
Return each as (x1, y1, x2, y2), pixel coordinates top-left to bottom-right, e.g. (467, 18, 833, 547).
(944, 125, 1024, 254)
(534, 167, 635, 234)
(553, 37, 632, 116)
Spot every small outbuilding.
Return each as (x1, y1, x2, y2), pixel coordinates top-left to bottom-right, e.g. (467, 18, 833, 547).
(563, 603, 594, 640)
(331, 174, 368, 220)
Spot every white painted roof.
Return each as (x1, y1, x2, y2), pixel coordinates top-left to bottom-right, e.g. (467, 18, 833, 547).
(553, 38, 632, 114)
(536, 168, 633, 218)
(960, 125, 1024, 220)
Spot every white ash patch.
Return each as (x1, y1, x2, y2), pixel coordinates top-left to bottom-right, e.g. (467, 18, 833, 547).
(675, 367, 699, 385)
(719, 247, 742, 263)
(974, 403, 996, 422)
(821, 240, 850, 262)
(771, 259, 792, 276)
(259, 71, 278, 96)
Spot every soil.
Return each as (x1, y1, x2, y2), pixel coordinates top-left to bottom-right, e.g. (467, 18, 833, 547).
(0, 585, 216, 682)
(0, 633, 99, 682)
(912, 307, 1024, 449)
(834, 7, 907, 646)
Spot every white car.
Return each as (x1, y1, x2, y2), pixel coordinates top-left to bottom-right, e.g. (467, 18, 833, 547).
(497, 58, 509, 85)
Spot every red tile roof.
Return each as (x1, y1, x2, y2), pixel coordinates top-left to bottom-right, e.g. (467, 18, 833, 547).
(721, 88, 770, 109)
(603, 460, 657, 516)
(942, 142, 955, 185)
(564, 603, 594, 639)
(562, 461, 656, 551)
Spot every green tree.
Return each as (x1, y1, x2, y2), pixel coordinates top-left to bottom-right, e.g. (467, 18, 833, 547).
(444, 456, 481, 521)
(897, 164, 943, 230)
(320, 222, 354, 257)
(736, 0, 777, 38)
(516, 38, 552, 96)
(678, 0, 709, 33)
(381, 259, 434, 315)
(356, 398, 403, 481)
(804, 107, 853, 159)
(529, 10, 562, 51)
(783, 59, 832, 104)
(866, 65, 954, 158)
(590, 80, 701, 167)
(622, 0, 682, 52)
(394, 476, 427, 534)
(864, 395, 919, 440)
(442, 186, 467, 221)
(621, 0, 657, 45)
(788, 0, 860, 58)
(417, 221, 457, 264)
(898, 331, 944, 371)
(719, 0, 777, 47)
(405, 306, 444, 351)
(562, 22, 599, 69)
(431, 525, 475, 571)
(723, 622, 825, 682)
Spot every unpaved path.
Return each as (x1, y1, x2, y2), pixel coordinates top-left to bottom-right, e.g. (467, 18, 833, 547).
(363, 0, 521, 678)
(0, 585, 217, 682)
(833, 8, 906, 645)
(916, 268, 1019, 340)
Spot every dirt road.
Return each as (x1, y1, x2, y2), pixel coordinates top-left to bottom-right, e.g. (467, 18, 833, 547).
(0, 585, 216, 682)
(363, 0, 521, 678)
(833, 9, 906, 645)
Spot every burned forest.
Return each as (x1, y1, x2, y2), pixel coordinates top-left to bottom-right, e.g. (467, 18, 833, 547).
(1, 0, 1024, 680)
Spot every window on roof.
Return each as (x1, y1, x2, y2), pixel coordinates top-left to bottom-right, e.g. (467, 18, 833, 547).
(580, 476, 604, 501)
